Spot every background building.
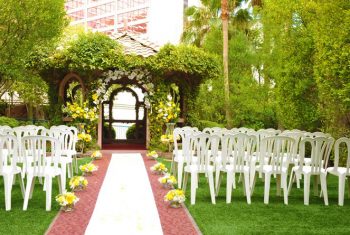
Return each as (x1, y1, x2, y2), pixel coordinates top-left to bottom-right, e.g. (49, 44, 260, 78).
(65, 0, 200, 45)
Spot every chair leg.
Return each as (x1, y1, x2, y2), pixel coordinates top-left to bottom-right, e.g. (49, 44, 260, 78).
(29, 177, 36, 199)
(251, 172, 257, 195)
(45, 176, 52, 211)
(177, 162, 184, 190)
(61, 163, 67, 193)
(182, 172, 188, 192)
(226, 172, 233, 203)
(3, 174, 13, 211)
(216, 172, 222, 196)
(68, 162, 74, 178)
(304, 174, 311, 205)
(23, 175, 35, 210)
(338, 175, 346, 206)
(320, 173, 328, 206)
(190, 172, 197, 205)
(288, 170, 294, 196)
(74, 155, 79, 174)
(264, 173, 271, 204)
(244, 171, 251, 204)
(57, 176, 63, 195)
(18, 174, 25, 199)
(208, 172, 216, 204)
(215, 167, 221, 191)
(282, 173, 288, 205)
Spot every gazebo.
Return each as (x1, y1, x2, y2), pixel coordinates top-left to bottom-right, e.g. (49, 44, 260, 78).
(34, 31, 219, 149)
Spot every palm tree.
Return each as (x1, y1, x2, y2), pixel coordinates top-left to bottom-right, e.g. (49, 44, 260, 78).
(221, 0, 233, 127)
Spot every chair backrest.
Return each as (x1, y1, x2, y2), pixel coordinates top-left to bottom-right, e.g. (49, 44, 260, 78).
(182, 126, 199, 132)
(22, 136, 61, 176)
(304, 131, 331, 138)
(188, 133, 217, 171)
(298, 137, 334, 173)
(221, 133, 257, 171)
(0, 126, 12, 135)
(0, 135, 20, 172)
(59, 130, 74, 152)
(280, 131, 304, 157)
(332, 137, 350, 174)
(35, 126, 48, 136)
(259, 136, 295, 174)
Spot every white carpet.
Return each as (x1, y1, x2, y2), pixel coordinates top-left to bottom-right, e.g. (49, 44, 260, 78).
(85, 153, 163, 235)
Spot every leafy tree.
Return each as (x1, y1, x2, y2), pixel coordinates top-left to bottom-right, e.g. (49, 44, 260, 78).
(0, 0, 67, 94)
(257, 0, 320, 130)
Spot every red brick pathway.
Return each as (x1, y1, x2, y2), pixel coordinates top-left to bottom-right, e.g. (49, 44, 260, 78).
(46, 150, 200, 235)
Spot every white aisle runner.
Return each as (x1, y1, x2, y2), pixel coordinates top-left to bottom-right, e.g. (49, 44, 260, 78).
(85, 153, 163, 235)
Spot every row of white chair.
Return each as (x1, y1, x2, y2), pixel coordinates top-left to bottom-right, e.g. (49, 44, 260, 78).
(171, 127, 349, 206)
(0, 125, 79, 211)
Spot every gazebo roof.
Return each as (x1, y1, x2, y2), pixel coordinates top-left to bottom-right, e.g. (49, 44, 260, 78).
(110, 33, 160, 57)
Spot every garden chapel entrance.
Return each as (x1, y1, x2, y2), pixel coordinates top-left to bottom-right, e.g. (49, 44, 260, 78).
(102, 83, 147, 149)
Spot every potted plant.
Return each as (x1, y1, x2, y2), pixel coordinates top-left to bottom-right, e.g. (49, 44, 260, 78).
(150, 162, 168, 175)
(158, 174, 177, 189)
(69, 176, 88, 191)
(79, 162, 98, 176)
(164, 189, 186, 208)
(55, 192, 79, 212)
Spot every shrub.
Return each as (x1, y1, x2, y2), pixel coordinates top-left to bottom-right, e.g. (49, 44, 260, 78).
(0, 116, 19, 127)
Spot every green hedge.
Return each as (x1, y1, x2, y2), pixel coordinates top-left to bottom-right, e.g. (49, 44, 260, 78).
(0, 116, 19, 127)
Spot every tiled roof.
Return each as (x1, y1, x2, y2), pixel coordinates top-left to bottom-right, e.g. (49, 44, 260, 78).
(111, 32, 160, 57)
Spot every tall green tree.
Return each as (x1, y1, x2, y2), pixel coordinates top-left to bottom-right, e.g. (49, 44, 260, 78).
(0, 0, 67, 94)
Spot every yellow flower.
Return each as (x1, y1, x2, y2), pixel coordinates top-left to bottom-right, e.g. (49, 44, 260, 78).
(92, 93, 98, 101)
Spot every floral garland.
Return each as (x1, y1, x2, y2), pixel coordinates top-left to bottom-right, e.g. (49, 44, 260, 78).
(94, 69, 154, 107)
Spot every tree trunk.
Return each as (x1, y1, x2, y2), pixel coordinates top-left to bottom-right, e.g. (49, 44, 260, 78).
(221, 0, 232, 128)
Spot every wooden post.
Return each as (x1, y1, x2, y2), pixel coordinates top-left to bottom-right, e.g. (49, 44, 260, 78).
(98, 103, 102, 148)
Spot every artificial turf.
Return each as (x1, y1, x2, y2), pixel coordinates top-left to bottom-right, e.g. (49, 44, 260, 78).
(185, 173, 350, 235)
(0, 157, 92, 235)
(159, 159, 350, 235)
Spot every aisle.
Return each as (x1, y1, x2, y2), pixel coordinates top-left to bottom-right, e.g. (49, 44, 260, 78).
(85, 153, 163, 235)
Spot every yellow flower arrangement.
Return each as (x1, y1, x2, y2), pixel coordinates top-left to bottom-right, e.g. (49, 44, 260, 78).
(146, 150, 158, 160)
(164, 189, 186, 208)
(79, 162, 98, 175)
(155, 96, 180, 123)
(91, 150, 102, 159)
(69, 176, 88, 191)
(150, 162, 168, 175)
(63, 101, 98, 123)
(78, 133, 92, 142)
(56, 192, 79, 211)
(158, 174, 177, 189)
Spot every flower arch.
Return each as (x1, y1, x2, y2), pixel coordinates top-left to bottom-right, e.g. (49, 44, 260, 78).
(94, 69, 155, 108)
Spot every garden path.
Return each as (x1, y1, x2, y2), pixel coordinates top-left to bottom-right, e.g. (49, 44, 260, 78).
(46, 150, 200, 235)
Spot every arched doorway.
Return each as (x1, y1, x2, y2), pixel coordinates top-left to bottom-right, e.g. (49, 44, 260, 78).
(102, 84, 146, 148)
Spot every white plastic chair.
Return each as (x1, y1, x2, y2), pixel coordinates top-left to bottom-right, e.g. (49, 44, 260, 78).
(50, 125, 79, 173)
(183, 133, 218, 205)
(48, 129, 75, 191)
(0, 135, 25, 210)
(288, 137, 333, 205)
(216, 133, 255, 204)
(252, 136, 295, 204)
(327, 137, 350, 206)
(171, 128, 197, 188)
(22, 136, 64, 211)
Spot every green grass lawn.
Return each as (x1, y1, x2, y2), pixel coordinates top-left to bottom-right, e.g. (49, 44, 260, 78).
(0, 157, 92, 235)
(159, 159, 350, 235)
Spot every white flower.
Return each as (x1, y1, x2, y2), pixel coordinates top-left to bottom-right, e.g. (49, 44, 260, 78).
(167, 94, 172, 101)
